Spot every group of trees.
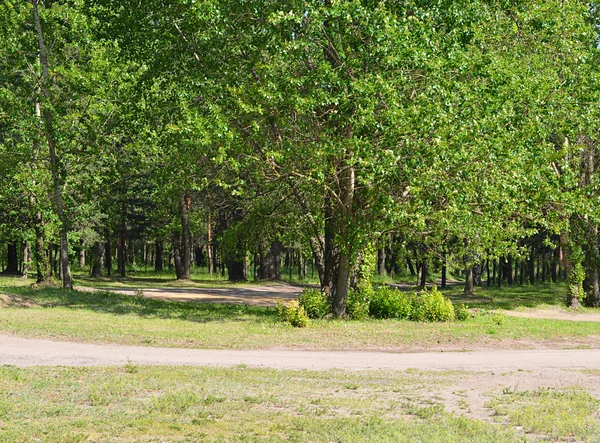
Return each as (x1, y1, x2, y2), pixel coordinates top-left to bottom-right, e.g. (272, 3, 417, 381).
(1, 0, 600, 315)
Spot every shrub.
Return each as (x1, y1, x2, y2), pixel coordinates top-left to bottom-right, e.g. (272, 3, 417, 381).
(346, 287, 372, 320)
(298, 288, 329, 319)
(411, 287, 455, 322)
(276, 300, 309, 327)
(454, 303, 470, 321)
(369, 286, 413, 319)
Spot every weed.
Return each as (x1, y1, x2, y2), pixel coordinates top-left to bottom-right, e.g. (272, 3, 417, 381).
(124, 359, 139, 374)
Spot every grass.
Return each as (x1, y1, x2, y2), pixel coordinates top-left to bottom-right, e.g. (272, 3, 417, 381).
(444, 282, 569, 310)
(71, 266, 321, 289)
(485, 387, 600, 441)
(0, 280, 599, 350)
(0, 365, 520, 442)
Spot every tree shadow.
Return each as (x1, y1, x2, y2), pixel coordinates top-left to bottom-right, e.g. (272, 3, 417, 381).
(1, 286, 278, 324)
(445, 283, 566, 310)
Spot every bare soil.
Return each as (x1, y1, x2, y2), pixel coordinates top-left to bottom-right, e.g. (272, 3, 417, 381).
(504, 307, 600, 323)
(76, 283, 302, 306)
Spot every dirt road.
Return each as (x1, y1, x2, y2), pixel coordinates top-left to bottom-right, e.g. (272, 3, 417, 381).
(76, 284, 303, 306)
(1, 334, 599, 371)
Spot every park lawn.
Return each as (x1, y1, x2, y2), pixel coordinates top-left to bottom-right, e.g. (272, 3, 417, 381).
(3, 364, 595, 443)
(0, 283, 599, 351)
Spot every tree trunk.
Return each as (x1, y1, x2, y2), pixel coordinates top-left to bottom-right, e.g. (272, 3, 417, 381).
(497, 257, 503, 287)
(119, 200, 126, 277)
(173, 193, 191, 280)
(79, 248, 86, 269)
(155, 240, 163, 272)
(128, 238, 135, 265)
(506, 255, 513, 285)
(406, 257, 416, 277)
(441, 252, 447, 289)
(4, 243, 19, 274)
(206, 212, 213, 275)
(260, 241, 281, 280)
(90, 242, 104, 278)
(21, 244, 31, 279)
(377, 246, 386, 277)
(32, 0, 72, 289)
(473, 262, 482, 286)
(331, 159, 355, 317)
(464, 267, 474, 295)
(528, 247, 535, 285)
(105, 238, 112, 276)
(419, 262, 427, 289)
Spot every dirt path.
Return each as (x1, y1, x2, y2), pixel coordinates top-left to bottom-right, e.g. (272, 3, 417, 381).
(504, 307, 600, 322)
(2, 334, 600, 370)
(76, 283, 303, 307)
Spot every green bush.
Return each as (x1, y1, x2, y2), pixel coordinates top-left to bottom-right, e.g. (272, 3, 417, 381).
(454, 303, 470, 321)
(369, 286, 413, 319)
(411, 287, 455, 322)
(298, 288, 329, 319)
(276, 300, 309, 327)
(346, 287, 372, 320)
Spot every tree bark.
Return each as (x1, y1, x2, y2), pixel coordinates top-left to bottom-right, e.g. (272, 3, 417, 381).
(173, 193, 191, 279)
(377, 246, 386, 277)
(105, 238, 112, 276)
(4, 243, 19, 274)
(260, 241, 281, 280)
(32, 0, 72, 289)
(119, 200, 126, 277)
(331, 159, 355, 318)
(155, 240, 163, 272)
(90, 242, 104, 278)
(464, 266, 474, 295)
(207, 213, 213, 275)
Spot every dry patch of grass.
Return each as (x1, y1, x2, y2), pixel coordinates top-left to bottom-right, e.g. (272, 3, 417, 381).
(0, 365, 518, 442)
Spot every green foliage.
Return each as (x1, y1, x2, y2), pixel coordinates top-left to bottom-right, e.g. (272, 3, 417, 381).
(276, 300, 309, 328)
(346, 288, 372, 321)
(411, 288, 455, 322)
(298, 288, 329, 319)
(369, 286, 413, 320)
(453, 303, 470, 322)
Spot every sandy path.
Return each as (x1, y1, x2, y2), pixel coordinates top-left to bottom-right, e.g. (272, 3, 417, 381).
(1, 334, 599, 370)
(504, 308, 600, 322)
(75, 284, 303, 307)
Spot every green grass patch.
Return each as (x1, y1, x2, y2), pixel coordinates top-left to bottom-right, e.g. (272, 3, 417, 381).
(445, 282, 568, 310)
(485, 387, 600, 441)
(0, 365, 518, 442)
(0, 283, 599, 350)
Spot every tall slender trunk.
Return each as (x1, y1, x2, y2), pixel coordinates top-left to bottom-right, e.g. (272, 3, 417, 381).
(105, 237, 112, 276)
(32, 0, 72, 289)
(207, 213, 213, 275)
(174, 193, 191, 279)
(442, 252, 447, 289)
(155, 240, 164, 272)
(377, 246, 387, 277)
(21, 244, 31, 279)
(119, 200, 126, 277)
(331, 159, 355, 318)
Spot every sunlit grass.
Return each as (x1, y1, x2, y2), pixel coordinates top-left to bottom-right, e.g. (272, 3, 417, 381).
(0, 282, 599, 350)
(0, 365, 519, 442)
